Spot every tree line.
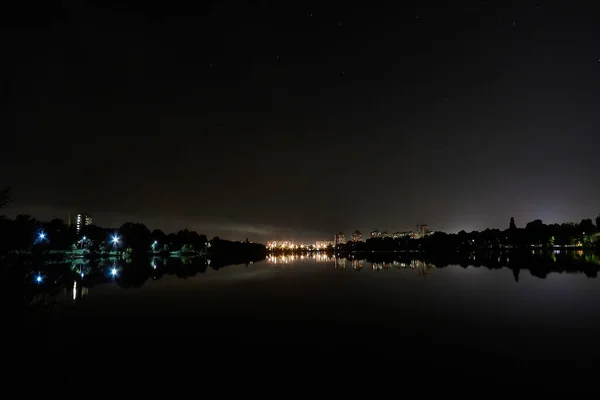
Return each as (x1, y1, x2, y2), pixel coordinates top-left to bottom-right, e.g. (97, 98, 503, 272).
(0, 214, 267, 257)
(339, 216, 600, 253)
(0, 188, 265, 258)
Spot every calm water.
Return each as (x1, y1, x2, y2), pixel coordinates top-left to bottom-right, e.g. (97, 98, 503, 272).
(20, 252, 600, 381)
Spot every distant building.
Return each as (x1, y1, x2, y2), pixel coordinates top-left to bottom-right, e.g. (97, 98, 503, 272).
(70, 213, 92, 234)
(315, 240, 334, 249)
(417, 224, 430, 238)
(334, 232, 346, 245)
(370, 229, 382, 238)
(351, 230, 363, 242)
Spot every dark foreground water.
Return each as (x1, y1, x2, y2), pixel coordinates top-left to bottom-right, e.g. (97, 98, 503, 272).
(15, 252, 600, 384)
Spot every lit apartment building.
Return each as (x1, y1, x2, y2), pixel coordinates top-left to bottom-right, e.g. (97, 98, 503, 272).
(334, 232, 346, 245)
(351, 230, 363, 242)
(69, 213, 92, 234)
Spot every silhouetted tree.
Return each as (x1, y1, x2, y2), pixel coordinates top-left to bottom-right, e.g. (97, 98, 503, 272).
(510, 217, 517, 230)
(596, 215, 600, 230)
(81, 224, 111, 254)
(119, 222, 152, 254)
(167, 232, 181, 252)
(580, 219, 596, 234)
(42, 218, 76, 250)
(0, 187, 10, 210)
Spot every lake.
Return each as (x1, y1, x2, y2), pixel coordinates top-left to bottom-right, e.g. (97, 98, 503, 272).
(18, 251, 600, 383)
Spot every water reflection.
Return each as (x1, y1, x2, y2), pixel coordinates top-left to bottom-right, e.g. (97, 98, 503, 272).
(267, 252, 437, 274)
(22, 250, 600, 306)
(352, 259, 364, 270)
(67, 280, 89, 301)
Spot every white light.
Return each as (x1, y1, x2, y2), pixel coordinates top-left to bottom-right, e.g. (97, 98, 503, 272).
(38, 232, 46, 240)
(81, 272, 84, 278)
(112, 235, 120, 244)
(82, 236, 86, 241)
(111, 268, 117, 276)
(36, 275, 42, 283)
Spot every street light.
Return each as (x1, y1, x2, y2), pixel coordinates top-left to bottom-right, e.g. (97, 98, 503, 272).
(38, 231, 46, 241)
(112, 235, 120, 245)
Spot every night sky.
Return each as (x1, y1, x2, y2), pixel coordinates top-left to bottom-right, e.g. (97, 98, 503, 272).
(4, 0, 600, 241)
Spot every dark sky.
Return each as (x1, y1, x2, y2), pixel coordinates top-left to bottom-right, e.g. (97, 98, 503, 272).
(3, 0, 600, 241)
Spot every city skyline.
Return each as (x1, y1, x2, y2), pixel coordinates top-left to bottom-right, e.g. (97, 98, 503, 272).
(268, 226, 433, 249)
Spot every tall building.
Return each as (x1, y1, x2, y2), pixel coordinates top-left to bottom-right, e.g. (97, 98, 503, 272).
(70, 213, 92, 234)
(417, 224, 430, 238)
(334, 232, 346, 245)
(351, 230, 363, 242)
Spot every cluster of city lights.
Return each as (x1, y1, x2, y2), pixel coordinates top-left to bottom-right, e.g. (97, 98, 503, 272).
(266, 241, 308, 251)
(266, 240, 335, 251)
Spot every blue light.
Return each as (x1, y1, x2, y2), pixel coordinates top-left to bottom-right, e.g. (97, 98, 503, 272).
(82, 236, 86, 241)
(112, 235, 120, 245)
(111, 268, 117, 276)
(35, 275, 42, 283)
(81, 272, 84, 278)
(38, 232, 46, 240)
